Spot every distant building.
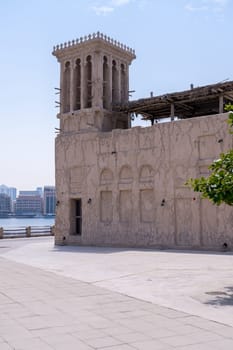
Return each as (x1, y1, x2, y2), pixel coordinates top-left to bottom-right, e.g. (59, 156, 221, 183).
(0, 184, 8, 195)
(0, 185, 16, 213)
(36, 187, 43, 197)
(43, 186, 56, 216)
(15, 191, 43, 216)
(0, 184, 17, 201)
(19, 190, 41, 197)
(8, 187, 17, 201)
(0, 193, 11, 217)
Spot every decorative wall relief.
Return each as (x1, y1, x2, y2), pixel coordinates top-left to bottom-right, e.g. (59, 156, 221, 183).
(198, 135, 220, 160)
(200, 199, 218, 246)
(140, 189, 154, 222)
(70, 166, 84, 193)
(199, 165, 210, 176)
(119, 165, 133, 183)
(100, 168, 114, 185)
(175, 198, 200, 247)
(139, 165, 154, 182)
(100, 191, 113, 222)
(119, 190, 132, 222)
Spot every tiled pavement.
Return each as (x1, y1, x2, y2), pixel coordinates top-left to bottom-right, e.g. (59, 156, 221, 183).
(1, 256, 233, 349)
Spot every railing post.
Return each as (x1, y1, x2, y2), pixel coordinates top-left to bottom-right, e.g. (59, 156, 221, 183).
(26, 226, 31, 237)
(50, 225, 55, 236)
(0, 227, 3, 239)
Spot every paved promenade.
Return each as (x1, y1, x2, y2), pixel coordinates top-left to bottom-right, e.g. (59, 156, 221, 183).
(0, 237, 233, 349)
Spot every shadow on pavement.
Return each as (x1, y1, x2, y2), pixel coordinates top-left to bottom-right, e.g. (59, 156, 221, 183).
(205, 286, 233, 306)
(51, 245, 131, 254)
(51, 244, 233, 256)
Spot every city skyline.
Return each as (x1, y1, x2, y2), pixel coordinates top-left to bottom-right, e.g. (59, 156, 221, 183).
(0, 184, 56, 217)
(0, 184, 56, 208)
(1, 0, 233, 189)
(0, 183, 55, 194)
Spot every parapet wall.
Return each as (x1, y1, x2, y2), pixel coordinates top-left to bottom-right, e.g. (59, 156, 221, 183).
(52, 32, 136, 58)
(55, 113, 233, 250)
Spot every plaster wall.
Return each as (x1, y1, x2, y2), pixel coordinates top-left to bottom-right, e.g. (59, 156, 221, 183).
(55, 112, 233, 250)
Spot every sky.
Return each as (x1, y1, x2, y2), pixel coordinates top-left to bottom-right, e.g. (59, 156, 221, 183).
(0, 0, 232, 191)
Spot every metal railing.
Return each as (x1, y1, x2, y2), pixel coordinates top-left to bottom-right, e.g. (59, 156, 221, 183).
(0, 225, 55, 239)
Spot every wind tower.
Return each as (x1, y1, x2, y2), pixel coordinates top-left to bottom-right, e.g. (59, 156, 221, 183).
(52, 32, 136, 132)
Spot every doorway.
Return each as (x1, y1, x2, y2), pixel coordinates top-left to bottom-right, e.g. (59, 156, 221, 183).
(71, 199, 82, 235)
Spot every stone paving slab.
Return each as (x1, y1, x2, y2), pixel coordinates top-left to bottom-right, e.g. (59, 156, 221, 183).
(2, 237, 233, 326)
(1, 257, 233, 349)
(0, 237, 233, 349)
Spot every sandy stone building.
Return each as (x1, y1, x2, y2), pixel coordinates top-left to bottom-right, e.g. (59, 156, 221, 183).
(53, 33, 233, 250)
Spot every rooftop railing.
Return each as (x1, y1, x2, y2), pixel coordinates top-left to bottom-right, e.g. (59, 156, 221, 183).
(53, 32, 135, 56)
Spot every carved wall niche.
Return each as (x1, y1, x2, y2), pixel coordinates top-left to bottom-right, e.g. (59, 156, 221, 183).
(100, 168, 114, 185)
(100, 191, 113, 223)
(198, 135, 220, 160)
(139, 165, 154, 183)
(199, 165, 210, 176)
(119, 165, 133, 184)
(140, 189, 154, 222)
(200, 199, 218, 247)
(70, 166, 84, 193)
(175, 198, 200, 247)
(119, 190, 132, 222)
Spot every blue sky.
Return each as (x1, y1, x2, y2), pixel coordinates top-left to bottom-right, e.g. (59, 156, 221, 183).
(0, 0, 232, 190)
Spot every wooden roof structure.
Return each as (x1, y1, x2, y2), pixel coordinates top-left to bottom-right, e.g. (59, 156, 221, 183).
(115, 81, 233, 123)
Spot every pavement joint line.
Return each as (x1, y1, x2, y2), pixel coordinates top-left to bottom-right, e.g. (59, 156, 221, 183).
(0, 255, 231, 329)
(1, 237, 233, 350)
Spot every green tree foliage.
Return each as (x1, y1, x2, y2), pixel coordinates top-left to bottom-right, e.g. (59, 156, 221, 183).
(225, 103, 233, 132)
(186, 104, 233, 206)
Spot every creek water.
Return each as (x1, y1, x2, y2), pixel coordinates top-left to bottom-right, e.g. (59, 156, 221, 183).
(0, 217, 55, 228)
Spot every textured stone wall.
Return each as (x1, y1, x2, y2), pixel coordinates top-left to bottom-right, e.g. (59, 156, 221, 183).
(55, 113, 233, 250)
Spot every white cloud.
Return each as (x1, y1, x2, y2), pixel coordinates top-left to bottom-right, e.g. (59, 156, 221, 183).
(91, 5, 114, 15)
(91, 0, 132, 15)
(185, 3, 208, 11)
(208, 0, 228, 5)
(203, 0, 228, 8)
(111, 0, 131, 5)
(185, 0, 228, 14)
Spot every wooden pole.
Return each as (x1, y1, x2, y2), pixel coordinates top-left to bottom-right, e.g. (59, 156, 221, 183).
(219, 95, 224, 114)
(170, 103, 175, 121)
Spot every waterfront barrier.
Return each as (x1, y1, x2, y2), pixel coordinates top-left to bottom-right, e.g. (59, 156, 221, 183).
(0, 225, 55, 239)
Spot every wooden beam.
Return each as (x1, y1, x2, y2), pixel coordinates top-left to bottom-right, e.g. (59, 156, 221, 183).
(224, 94, 233, 102)
(175, 101, 194, 111)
